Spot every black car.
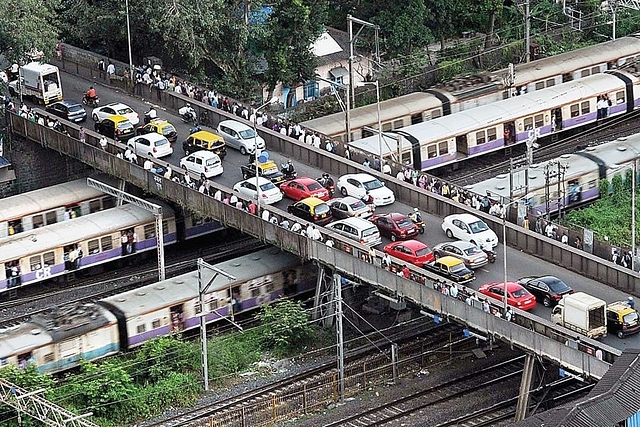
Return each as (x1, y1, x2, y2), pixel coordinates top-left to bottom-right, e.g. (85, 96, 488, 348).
(240, 161, 285, 186)
(517, 275, 574, 307)
(45, 100, 87, 123)
(94, 116, 135, 142)
(287, 198, 333, 226)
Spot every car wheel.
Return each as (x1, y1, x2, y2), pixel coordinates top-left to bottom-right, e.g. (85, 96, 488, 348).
(618, 331, 625, 339)
(543, 297, 552, 307)
(92, 113, 99, 122)
(446, 229, 454, 238)
(391, 234, 397, 242)
(340, 187, 348, 197)
(240, 147, 247, 156)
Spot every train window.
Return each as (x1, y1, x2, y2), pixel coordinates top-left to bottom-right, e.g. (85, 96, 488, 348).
(591, 66, 600, 74)
(432, 109, 442, 119)
(29, 255, 41, 271)
(194, 301, 202, 314)
(361, 128, 373, 138)
(144, 224, 156, 239)
(588, 180, 597, 189)
(89, 199, 102, 213)
(476, 131, 486, 145)
(101, 236, 113, 251)
(616, 91, 625, 104)
(162, 220, 169, 235)
(562, 73, 572, 83)
(534, 114, 544, 128)
(581, 69, 590, 78)
(524, 117, 534, 130)
(393, 120, 403, 129)
(580, 101, 590, 114)
(45, 211, 57, 225)
(43, 251, 54, 267)
(136, 324, 146, 334)
(487, 128, 497, 141)
(43, 353, 54, 363)
(382, 123, 392, 132)
(33, 214, 44, 229)
(88, 239, 100, 254)
(251, 288, 260, 298)
(411, 113, 423, 125)
(535, 81, 545, 90)
(152, 319, 161, 329)
(545, 79, 555, 87)
(439, 141, 449, 155)
(570, 104, 580, 117)
(103, 196, 116, 210)
(208, 301, 219, 311)
(427, 145, 437, 158)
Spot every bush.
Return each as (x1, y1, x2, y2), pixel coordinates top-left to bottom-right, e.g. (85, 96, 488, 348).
(257, 299, 315, 355)
(130, 336, 200, 384)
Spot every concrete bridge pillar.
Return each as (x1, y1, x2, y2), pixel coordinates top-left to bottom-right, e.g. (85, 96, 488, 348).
(515, 353, 536, 421)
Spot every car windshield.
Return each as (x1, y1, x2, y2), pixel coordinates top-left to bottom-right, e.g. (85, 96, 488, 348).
(314, 204, 330, 215)
(260, 182, 276, 191)
(397, 218, 414, 229)
(511, 288, 529, 298)
(262, 165, 279, 175)
(362, 227, 378, 238)
(348, 200, 366, 210)
(116, 106, 134, 115)
(624, 311, 639, 325)
(463, 246, 483, 256)
(154, 138, 169, 147)
(162, 125, 176, 134)
(450, 263, 467, 273)
(117, 122, 133, 131)
(363, 179, 384, 191)
(307, 182, 323, 191)
(68, 105, 84, 112)
(469, 220, 489, 234)
(239, 129, 256, 139)
(206, 158, 220, 166)
(543, 278, 571, 293)
(416, 247, 432, 257)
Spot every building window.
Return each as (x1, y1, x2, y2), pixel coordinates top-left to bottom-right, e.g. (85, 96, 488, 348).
(303, 81, 319, 100)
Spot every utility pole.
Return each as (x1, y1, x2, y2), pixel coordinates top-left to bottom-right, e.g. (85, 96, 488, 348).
(334, 273, 345, 403)
(503, 63, 516, 98)
(633, 160, 636, 271)
(525, 0, 531, 62)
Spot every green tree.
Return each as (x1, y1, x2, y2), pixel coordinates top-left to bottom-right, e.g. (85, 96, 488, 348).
(130, 336, 200, 383)
(257, 299, 314, 354)
(0, 0, 59, 62)
(373, 0, 433, 56)
(427, 0, 462, 50)
(261, 0, 328, 91)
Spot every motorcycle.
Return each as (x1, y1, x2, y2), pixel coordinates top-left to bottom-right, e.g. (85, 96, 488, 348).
(82, 94, 100, 108)
(281, 164, 298, 181)
(179, 107, 197, 125)
(144, 109, 157, 124)
(316, 176, 335, 197)
(408, 212, 425, 234)
(483, 248, 497, 263)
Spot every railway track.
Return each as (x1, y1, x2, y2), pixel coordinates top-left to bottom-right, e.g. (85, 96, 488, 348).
(0, 235, 266, 326)
(142, 322, 474, 427)
(445, 109, 640, 186)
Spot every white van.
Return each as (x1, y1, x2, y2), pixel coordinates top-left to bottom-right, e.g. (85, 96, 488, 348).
(217, 120, 266, 155)
(326, 217, 382, 246)
(179, 151, 223, 178)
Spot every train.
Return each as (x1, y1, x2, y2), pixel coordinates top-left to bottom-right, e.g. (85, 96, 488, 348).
(0, 199, 223, 294)
(347, 68, 640, 171)
(302, 34, 640, 142)
(0, 248, 315, 373)
(466, 132, 640, 216)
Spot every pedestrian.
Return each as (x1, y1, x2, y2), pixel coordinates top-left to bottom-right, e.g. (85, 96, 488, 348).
(561, 233, 568, 245)
(522, 217, 530, 230)
(248, 201, 257, 215)
(482, 300, 491, 313)
(344, 146, 351, 160)
(363, 158, 371, 168)
(213, 189, 222, 201)
(382, 252, 391, 269)
(261, 209, 270, 222)
(325, 239, 334, 248)
(79, 127, 86, 143)
(505, 307, 513, 322)
(382, 162, 391, 175)
(99, 135, 108, 150)
(368, 246, 376, 264)
(401, 265, 410, 279)
(144, 159, 154, 171)
(450, 283, 459, 299)
(164, 166, 172, 180)
(629, 296, 636, 309)
(106, 62, 116, 82)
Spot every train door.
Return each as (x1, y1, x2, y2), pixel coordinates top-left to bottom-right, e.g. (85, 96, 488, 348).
(503, 122, 516, 145)
(169, 304, 184, 331)
(455, 135, 468, 155)
(17, 352, 32, 369)
(552, 108, 563, 131)
(231, 286, 241, 313)
(5, 260, 21, 288)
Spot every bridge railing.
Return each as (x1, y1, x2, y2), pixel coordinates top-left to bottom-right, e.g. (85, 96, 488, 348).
(9, 113, 619, 379)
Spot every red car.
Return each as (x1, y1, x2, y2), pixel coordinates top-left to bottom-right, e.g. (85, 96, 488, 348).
(478, 282, 537, 311)
(280, 177, 330, 201)
(370, 213, 419, 241)
(383, 240, 435, 267)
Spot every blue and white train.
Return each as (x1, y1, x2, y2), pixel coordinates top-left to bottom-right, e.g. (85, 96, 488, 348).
(302, 34, 640, 142)
(348, 69, 640, 171)
(467, 132, 640, 215)
(0, 248, 315, 373)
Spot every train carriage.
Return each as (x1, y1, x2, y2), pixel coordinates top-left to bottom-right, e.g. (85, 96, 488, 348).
(0, 177, 115, 238)
(99, 247, 316, 350)
(0, 203, 178, 293)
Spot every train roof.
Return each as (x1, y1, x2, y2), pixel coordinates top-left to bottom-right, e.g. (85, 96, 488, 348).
(467, 133, 640, 200)
(98, 247, 303, 318)
(301, 92, 445, 137)
(397, 72, 636, 145)
(29, 303, 117, 342)
(0, 323, 52, 359)
(0, 177, 109, 223)
(348, 133, 413, 158)
(0, 203, 173, 262)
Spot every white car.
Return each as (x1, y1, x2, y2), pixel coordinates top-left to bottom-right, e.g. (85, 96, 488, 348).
(127, 133, 173, 158)
(217, 120, 266, 155)
(336, 173, 395, 206)
(441, 213, 498, 251)
(179, 151, 223, 178)
(233, 177, 283, 205)
(92, 102, 139, 125)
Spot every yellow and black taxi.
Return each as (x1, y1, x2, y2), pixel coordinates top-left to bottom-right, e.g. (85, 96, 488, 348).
(94, 114, 135, 142)
(136, 119, 178, 146)
(182, 130, 227, 159)
(607, 301, 640, 338)
(240, 160, 285, 186)
(423, 255, 475, 284)
(287, 197, 333, 226)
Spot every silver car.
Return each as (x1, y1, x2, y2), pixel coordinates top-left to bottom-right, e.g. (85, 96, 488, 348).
(328, 196, 375, 219)
(432, 241, 489, 269)
(217, 120, 266, 155)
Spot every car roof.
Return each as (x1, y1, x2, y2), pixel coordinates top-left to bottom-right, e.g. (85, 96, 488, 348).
(342, 173, 377, 182)
(239, 176, 271, 185)
(331, 217, 377, 228)
(334, 196, 361, 204)
(187, 150, 220, 159)
(290, 177, 319, 186)
(437, 256, 464, 266)
(148, 119, 171, 126)
(437, 241, 476, 249)
(607, 302, 635, 315)
(377, 212, 407, 221)
(448, 213, 482, 223)
(297, 197, 326, 207)
(256, 160, 277, 168)
(219, 119, 251, 131)
(391, 239, 427, 250)
(56, 100, 81, 107)
(135, 132, 168, 142)
(481, 281, 521, 290)
(190, 130, 224, 141)
(108, 114, 130, 124)
(104, 102, 130, 108)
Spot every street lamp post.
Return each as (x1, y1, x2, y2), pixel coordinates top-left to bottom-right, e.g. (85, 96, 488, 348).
(253, 96, 278, 215)
(501, 195, 531, 312)
(125, 0, 134, 82)
(356, 81, 382, 167)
